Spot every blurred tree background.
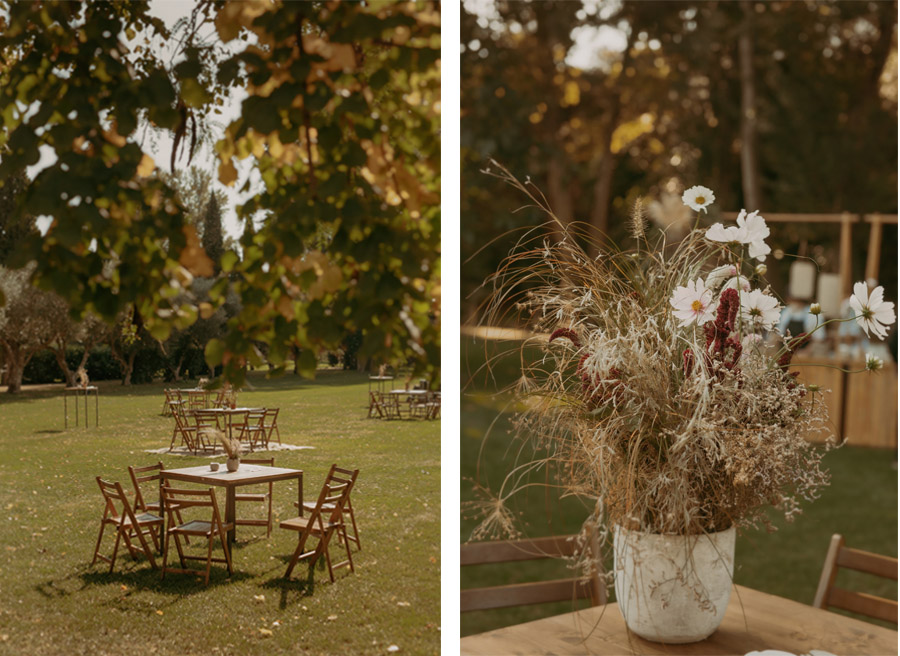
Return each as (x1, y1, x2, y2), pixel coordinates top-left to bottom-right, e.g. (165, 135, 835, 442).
(461, 0, 898, 320)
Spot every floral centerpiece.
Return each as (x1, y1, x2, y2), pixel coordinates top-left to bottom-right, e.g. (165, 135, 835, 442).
(470, 166, 895, 642)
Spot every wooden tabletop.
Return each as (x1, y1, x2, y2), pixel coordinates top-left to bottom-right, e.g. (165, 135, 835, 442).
(162, 463, 302, 487)
(460, 585, 898, 655)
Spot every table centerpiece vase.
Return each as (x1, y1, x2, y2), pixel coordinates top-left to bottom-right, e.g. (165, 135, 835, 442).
(467, 167, 895, 645)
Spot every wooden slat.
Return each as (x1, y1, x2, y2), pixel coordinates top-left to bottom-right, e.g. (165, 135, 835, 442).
(461, 578, 592, 612)
(863, 213, 899, 224)
(461, 535, 577, 565)
(720, 212, 860, 224)
(836, 546, 899, 580)
(828, 587, 899, 624)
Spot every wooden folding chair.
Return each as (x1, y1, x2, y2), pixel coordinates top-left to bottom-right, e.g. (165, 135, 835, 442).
(263, 407, 281, 445)
(162, 389, 178, 416)
(128, 462, 189, 545)
(368, 391, 385, 418)
(168, 404, 198, 453)
(237, 410, 267, 451)
(235, 457, 274, 537)
(296, 465, 361, 551)
(461, 529, 606, 613)
(91, 477, 163, 572)
(280, 465, 358, 582)
(193, 410, 221, 453)
(813, 533, 898, 624)
(160, 486, 234, 586)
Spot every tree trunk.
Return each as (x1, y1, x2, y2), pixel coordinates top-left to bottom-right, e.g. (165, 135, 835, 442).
(738, 0, 761, 210)
(121, 351, 136, 386)
(589, 152, 617, 255)
(50, 342, 75, 387)
(547, 153, 574, 242)
(4, 349, 27, 394)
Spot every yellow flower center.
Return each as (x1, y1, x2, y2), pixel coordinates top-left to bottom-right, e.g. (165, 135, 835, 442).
(691, 300, 703, 312)
(695, 196, 706, 204)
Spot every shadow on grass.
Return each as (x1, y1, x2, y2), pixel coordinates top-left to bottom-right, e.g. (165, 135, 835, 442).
(260, 566, 317, 608)
(71, 564, 255, 596)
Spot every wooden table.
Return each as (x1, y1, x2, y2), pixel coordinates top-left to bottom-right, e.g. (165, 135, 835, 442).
(460, 585, 898, 655)
(197, 407, 263, 440)
(64, 385, 99, 429)
(368, 375, 394, 393)
(160, 463, 302, 544)
(180, 388, 211, 410)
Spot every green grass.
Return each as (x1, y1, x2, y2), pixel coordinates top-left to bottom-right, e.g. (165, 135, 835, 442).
(461, 338, 898, 637)
(0, 370, 440, 655)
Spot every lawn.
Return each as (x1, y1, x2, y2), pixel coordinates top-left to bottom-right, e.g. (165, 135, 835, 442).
(460, 338, 898, 637)
(0, 369, 440, 655)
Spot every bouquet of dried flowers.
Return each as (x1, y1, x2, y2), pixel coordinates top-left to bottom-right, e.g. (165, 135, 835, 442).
(206, 427, 242, 460)
(470, 165, 895, 555)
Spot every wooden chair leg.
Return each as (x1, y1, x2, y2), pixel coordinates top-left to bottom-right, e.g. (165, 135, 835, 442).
(204, 534, 214, 586)
(132, 525, 158, 569)
(109, 530, 123, 573)
(285, 534, 310, 579)
(217, 522, 233, 576)
(91, 521, 108, 566)
(161, 530, 171, 579)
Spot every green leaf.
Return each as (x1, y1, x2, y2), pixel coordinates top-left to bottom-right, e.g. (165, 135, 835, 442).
(296, 349, 317, 379)
(205, 338, 226, 367)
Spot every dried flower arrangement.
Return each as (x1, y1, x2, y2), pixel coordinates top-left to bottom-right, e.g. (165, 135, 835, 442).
(203, 427, 242, 460)
(469, 164, 895, 560)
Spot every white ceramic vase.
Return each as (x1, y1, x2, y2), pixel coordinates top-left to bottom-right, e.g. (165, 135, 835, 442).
(613, 524, 736, 644)
(226, 457, 240, 472)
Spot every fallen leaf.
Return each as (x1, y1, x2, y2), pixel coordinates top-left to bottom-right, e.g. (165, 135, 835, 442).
(396, 601, 410, 607)
(258, 628, 272, 637)
(253, 594, 266, 603)
(156, 610, 163, 616)
(387, 646, 400, 653)
(327, 615, 338, 621)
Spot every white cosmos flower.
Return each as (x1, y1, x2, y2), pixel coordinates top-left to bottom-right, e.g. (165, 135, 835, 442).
(670, 278, 717, 327)
(682, 185, 715, 213)
(865, 353, 884, 371)
(705, 265, 737, 290)
(849, 281, 896, 339)
(705, 209, 771, 260)
(723, 275, 751, 292)
(740, 288, 781, 330)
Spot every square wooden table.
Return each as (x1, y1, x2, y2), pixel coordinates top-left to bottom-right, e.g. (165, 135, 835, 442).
(160, 463, 302, 544)
(460, 584, 898, 655)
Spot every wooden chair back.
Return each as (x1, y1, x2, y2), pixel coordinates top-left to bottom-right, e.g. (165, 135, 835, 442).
(128, 461, 164, 512)
(93, 477, 161, 570)
(461, 530, 606, 613)
(160, 486, 233, 585)
(813, 533, 898, 624)
(162, 486, 222, 519)
(263, 407, 280, 443)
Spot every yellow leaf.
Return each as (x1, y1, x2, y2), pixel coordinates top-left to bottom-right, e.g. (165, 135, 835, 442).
(561, 80, 580, 107)
(137, 154, 155, 177)
(199, 302, 215, 319)
(179, 226, 214, 277)
(219, 159, 238, 186)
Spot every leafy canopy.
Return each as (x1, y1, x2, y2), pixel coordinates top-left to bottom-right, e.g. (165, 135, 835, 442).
(0, 0, 441, 385)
